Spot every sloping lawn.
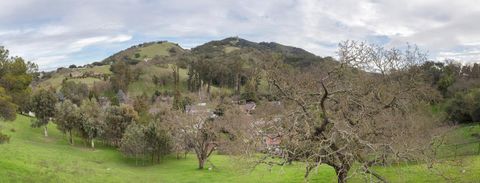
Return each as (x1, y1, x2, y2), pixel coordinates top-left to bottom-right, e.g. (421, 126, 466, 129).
(0, 115, 479, 182)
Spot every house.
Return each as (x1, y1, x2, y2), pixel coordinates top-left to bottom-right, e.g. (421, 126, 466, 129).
(241, 102, 256, 113)
(185, 104, 211, 114)
(98, 97, 111, 109)
(265, 134, 281, 149)
(264, 134, 282, 155)
(117, 90, 130, 104)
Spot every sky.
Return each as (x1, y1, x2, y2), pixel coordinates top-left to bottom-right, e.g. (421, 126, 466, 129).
(1, 0, 480, 70)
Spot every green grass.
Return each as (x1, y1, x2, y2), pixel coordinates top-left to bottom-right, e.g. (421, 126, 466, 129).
(127, 64, 231, 97)
(39, 66, 111, 89)
(224, 46, 240, 53)
(0, 116, 479, 182)
(136, 42, 179, 59)
(444, 123, 480, 144)
(436, 123, 480, 158)
(128, 64, 189, 96)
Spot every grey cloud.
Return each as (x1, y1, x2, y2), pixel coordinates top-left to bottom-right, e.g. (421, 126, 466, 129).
(1, 0, 480, 69)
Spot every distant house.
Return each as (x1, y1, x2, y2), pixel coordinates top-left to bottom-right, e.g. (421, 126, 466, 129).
(265, 134, 281, 148)
(185, 103, 217, 118)
(185, 104, 211, 114)
(148, 107, 161, 115)
(241, 102, 256, 113)
(265, 134, 282, 155)
(98, 97, 111, 109)
(117, 90, 130, 104)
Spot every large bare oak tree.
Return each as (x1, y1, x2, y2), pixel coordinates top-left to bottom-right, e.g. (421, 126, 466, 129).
(260, 41, 442, 182)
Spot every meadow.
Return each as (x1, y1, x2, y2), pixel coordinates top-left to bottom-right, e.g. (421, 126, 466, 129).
(0, 115, 479, 182)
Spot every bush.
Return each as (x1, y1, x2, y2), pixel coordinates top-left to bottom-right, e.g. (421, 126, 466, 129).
(0, 132, 10, 144)
(446, 89, 480, 123)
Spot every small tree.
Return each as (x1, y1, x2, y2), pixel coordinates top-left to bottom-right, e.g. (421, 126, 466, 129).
(110, 61, 132, 92)
(168, 104, 252, 169)
(0, 87, 17, 121)
(120, 123, 146, 165)
(30, 88, 57, 137)
(144, 121, 172, 163)
(104, 104, 139, 146)
(60, 81, 89, 106)
(79, 99, 105, 149)
(54, 100, 82, 145)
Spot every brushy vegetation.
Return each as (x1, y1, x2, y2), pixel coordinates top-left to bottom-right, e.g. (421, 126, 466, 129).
(38, 65, 111, 89)
(0, 115, 479, 183)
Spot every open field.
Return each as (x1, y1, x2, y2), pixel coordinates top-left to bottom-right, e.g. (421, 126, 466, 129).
(0, 115, 479, 182)
(136, 42, 180, 59)
(38, 65, 111, 89)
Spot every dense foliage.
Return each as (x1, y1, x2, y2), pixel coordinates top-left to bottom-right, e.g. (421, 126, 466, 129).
(0, 46, 37, 120)
(420, 61, 480, 123)
(30, 88, 57, 136)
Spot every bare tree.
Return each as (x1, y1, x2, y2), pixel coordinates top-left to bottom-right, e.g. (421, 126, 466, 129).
(168, 103, 253, 169)
(261, 41, 442, 182)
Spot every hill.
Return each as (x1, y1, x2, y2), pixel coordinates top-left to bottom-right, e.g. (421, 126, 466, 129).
(36, 65, 111, 90)
(102, 41, 186, 65)
(36, 37, 335, 98)
(192, 37, 332, 68)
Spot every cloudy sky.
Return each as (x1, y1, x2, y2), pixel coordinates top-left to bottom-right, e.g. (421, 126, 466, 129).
(1, 0, 480, 70)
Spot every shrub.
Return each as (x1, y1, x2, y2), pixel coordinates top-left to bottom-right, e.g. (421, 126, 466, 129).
(0, 132, 10, 144)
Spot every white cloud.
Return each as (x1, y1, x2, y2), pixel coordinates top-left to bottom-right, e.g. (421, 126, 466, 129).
(0, 0, 480, 69)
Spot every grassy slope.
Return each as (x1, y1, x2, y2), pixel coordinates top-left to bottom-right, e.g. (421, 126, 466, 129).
(38, 65, 111, 89)
(136, 42, 178, 59)
(1, 116, 480, 182)
(128, 64, 231, 97)
(128, 64, 189, 97)
(437, 123, 480, 158)
(0, 115, 334, 183)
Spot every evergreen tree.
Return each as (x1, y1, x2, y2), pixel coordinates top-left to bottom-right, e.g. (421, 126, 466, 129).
(30, 88, 58, 137)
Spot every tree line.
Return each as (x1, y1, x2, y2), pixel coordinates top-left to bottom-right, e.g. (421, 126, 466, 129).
(0, 46, 37, 143)
(419, 60, 480, 123)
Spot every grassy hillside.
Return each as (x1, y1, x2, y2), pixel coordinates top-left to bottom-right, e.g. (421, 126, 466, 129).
(128, 64, 189, 96)
(102, 41, 185, 65)
(37, 65, 111, 89)
(436, 123, 480, 158)
(1, 115, 479, 182)
(136, 42, 181, 59)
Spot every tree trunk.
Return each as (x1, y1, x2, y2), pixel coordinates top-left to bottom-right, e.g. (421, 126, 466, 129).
(91, 139, 95, 149)
(235, 74, 240, 94)
(207, 80, 211, 94)
(44, 126, 48, 137)
(69, 131, 73, 145)
(198, 158, 205, 169)
(335, 167, 349, 183)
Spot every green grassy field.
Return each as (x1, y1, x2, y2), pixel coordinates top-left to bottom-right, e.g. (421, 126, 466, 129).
(0, 115, 479, 182)
(136, 42, 180, 59)
(39, 65, 111, 89)
(436, 123, 480, 158)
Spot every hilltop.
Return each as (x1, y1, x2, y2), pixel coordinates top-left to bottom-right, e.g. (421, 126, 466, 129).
(36, 37, 335, 98)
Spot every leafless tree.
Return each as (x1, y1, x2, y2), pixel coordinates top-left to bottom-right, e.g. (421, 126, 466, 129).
(260, 41, 442, 182)
(167, 104, 254, 169)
